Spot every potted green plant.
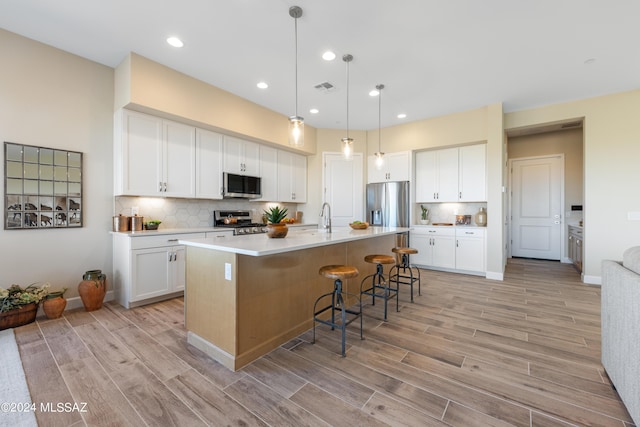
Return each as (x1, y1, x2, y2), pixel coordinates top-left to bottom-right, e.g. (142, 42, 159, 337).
(0, 283, 50, 330)
(263, 206, 289, 238)
(419, 205, 430, 224)
(144, 219, 162, 230)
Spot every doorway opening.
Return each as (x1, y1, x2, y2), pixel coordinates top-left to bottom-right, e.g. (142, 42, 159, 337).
(506, 119, 584, 264)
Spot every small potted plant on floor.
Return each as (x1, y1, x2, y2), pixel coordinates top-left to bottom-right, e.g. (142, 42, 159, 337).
(43, 288, 68, 319)
(0, 283, 49, 330)
(264, 206, 289, 238)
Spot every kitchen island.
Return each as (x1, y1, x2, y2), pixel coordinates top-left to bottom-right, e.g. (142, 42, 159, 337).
(179, 226, 408, 370)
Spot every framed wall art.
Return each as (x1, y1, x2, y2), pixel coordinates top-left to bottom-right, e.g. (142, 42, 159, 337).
(4, 142, 83, 230)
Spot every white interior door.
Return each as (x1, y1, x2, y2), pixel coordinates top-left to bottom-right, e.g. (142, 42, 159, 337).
(323, 153, 363, 226)
(510, 155, 563, 260)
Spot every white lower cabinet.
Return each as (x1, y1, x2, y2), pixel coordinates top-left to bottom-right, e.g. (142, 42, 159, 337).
(455, 228, 485, 273)
(113, 232, 207, 308)
(411, 227, 456, 269)
(411, 226, 485, 275)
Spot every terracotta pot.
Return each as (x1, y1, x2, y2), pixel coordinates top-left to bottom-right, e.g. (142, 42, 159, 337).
(43, 296, 67, 319)
(266, 223, 288, 238)
(78, 270, 107, 311)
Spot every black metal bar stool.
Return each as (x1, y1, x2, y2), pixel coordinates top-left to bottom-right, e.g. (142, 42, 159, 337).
(360, 254, 398, 320)
(389, 247, 421, 302)
(313, 265, 362, 357)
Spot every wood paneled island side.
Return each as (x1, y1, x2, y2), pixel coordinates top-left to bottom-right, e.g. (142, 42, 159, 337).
(179, 227, 407, 370)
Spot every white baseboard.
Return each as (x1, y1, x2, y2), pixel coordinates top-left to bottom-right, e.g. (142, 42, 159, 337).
(485, 271, 504, 281)
(583, 275, 602, 285)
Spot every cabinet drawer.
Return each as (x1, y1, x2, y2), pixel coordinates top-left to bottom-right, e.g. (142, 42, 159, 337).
(456, 228, 485, 238)
(411, 227, 455, 236)
(130, 232, 206, 250)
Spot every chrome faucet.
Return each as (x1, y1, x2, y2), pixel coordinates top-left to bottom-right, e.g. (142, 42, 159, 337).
(320, 202, 332, 233)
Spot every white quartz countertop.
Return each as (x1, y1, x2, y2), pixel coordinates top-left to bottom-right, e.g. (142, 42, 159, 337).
(178, 226, 409, 256)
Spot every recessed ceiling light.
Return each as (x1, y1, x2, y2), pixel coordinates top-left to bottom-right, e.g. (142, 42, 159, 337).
(322, 51, 336, 61)
(166, 37, 184, 48)
(309, 108, 319, 114)
(584, 58, 596, 65)
(369, 89, 380, 97)
(256, 81, 268, 89)
(397, 113, 407, 119)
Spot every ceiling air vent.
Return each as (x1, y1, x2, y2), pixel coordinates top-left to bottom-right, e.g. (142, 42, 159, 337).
(314, 81, 335, 93)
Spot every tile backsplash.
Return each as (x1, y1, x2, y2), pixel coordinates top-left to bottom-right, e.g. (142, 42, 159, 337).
(416, 202, 488, 226)
(115, 197, 298, 228)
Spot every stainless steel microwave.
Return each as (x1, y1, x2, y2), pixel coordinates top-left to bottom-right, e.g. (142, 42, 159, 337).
(222, 172, 262, 199)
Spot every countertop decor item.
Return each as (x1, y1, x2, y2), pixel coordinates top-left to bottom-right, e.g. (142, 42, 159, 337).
(420, 205, 429, 224)
(264, 206, 289, 238)
(349, 221, 369, 230)
(43, 288, 67, 319)
(78, 270, 106, 311)
(0, 283, 49, 330)
(143, 220, 162, 230)
(475, 207, 487, 227)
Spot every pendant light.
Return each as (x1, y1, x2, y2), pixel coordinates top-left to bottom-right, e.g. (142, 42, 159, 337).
(341, 54, 354, 159)
(374, 84, 385, 170)
(288, 6, 304, 147)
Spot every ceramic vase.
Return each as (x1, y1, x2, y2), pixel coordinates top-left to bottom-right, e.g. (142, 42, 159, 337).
(266, 223, 288, 238)
(475, 207, 487, 227)
(43, 296, 67, 319)
(78, 270, 107, 311)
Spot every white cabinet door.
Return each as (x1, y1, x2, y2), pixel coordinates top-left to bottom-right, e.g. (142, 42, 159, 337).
(278, 150, 307, 202)
(410, 233, 432, 265)
(195, 128, 223, 199)
(164, 120, 196, 198)
(223, 136, 260, 176)
(171, 246, 186, 292)
(415, 151, 438, 202)
(455, 229, 485, 272)
(117, 110, 163, 196)
(115, 110, 197, 198)
(458, 144, 486, 202)
(131, 247, 172, 301)
(436, 148, 459, 202)
(368, 151, 410, 183)
(259, 145, 278, 201)
(432, 234, 456, 268)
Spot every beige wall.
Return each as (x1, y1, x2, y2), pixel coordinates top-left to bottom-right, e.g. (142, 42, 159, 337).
(508, 128, 584, 217)
(0, 29, 114, 302)
(505, 90, 640, 282)
(115, 53, 317, 155)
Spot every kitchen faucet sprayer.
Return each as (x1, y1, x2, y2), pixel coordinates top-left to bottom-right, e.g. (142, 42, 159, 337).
(320, 202, 332, 233)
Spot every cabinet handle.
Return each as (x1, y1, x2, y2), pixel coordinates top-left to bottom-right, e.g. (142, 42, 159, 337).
(456, 240, 459, 247)
(173, 252, 177, 262)
(163, 182, 167, 192)
(434, 192, 436, 200)
(465, 231, 473, 234)
(167, 239, 178, 242)
(159, 182, 163, 192)
(168, 252, 173, 262)
(459, 192, 462, 199)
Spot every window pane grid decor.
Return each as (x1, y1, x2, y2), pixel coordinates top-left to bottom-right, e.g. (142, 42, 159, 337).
(4, 142, 83, 229)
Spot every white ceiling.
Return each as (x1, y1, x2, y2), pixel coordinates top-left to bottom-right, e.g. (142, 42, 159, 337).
(1, 0, 639, 131)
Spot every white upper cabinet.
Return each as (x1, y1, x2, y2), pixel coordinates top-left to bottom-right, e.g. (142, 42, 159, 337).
(258, 145, 278, 201)
(223, 136, 260, 176)
(368, 151, 411, 183)
(277, 150, 307, 202)
(415, 144, 486, 203)
(195, 128, 223, 199)
(415, 147, 458, 202)
(114, 109, 195, 198)
(458, 144, 486, 202)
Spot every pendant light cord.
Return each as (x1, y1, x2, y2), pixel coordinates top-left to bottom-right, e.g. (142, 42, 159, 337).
(294, 15, 299, 117)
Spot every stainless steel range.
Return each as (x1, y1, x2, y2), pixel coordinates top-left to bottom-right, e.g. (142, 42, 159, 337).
(213, 210, 267, 235)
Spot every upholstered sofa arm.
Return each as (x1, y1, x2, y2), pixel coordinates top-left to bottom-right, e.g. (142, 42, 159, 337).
(601, 258, 640, 426)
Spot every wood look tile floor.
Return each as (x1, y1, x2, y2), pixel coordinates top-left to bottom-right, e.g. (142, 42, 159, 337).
(14, 258, 636, 426)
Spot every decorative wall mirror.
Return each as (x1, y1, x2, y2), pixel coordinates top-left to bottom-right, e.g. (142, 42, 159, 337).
(4, 142, 83, 229)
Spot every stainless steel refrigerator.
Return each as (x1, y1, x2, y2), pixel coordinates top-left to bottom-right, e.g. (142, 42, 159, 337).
(366, 181, 410, 245)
